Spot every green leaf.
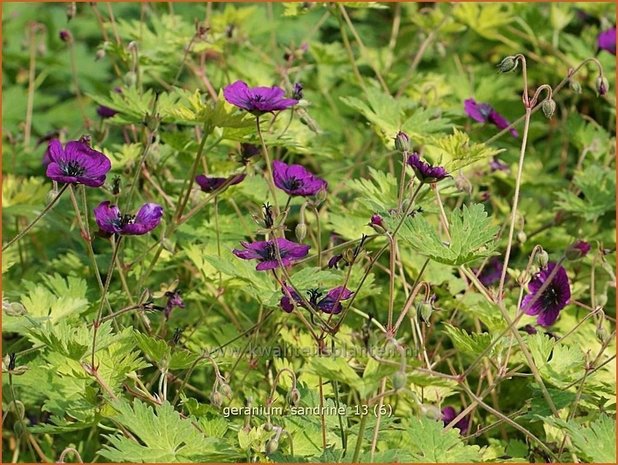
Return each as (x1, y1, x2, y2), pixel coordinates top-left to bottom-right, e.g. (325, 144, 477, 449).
(308, 356, 361, 386)
(426, 129, 504, 172)
(546, 415, 616, 463)
(346, 168, 399, 212)
(554, 165, 615, 221)
(399, 417, 482, 462)
(443, 323, 493, 357)
(393, 203, 498, 266)
(100, 399, 240, 462)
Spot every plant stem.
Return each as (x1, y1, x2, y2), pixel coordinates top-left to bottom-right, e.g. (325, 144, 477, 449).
(351, 411, 367, 463)
(3, 185, 69, 251)
(256, 117, 280, 215)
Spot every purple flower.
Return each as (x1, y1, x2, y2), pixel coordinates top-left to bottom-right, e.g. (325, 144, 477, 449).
(94, 201, 163, 236)
(273, 160, 327, 197)
(280, 285, 353, 314)
(566, 240, 591, 260)
(407, 153, 448, 184)
(233, 238, 310, 271)
(292, 82, 303, 100)
(464, 99, 518, 138)
(223, 80, 298, 115)
(521, 262, 571, 327)
(45, 139, 111, 188)
(370, 214, 384, 228)
(164, 290, 185, 319)
(195, 174, 245, 193)
(489, 157, 509, 172)
(97, 105, 118, 118)
(327, 254, 344, 269)
(441, 407, 470, 434)
(521, 324, 538, 335)
(598, 27, 616, 55)
(476, 257, 504, 287)
(240, 143, 260, 162)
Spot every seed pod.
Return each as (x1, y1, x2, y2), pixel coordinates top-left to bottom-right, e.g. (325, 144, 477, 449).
(541, 98, 556, 119)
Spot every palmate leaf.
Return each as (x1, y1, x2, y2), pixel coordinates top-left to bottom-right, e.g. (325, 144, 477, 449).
(426, 129, 504, 172)
(545, 415, 616, 463)
(392, 203, 498, 266)
(100, 399, 240, 463)
(554, 165, 615, 221)
(347, 168, 399, 212)
(398, 417, 482, 462)
(443, 324, 493, 357)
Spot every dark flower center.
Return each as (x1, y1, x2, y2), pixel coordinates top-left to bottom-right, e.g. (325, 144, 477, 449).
(284, 177, 303, 191)
(542, 285, 561, 308)
(259, 242, 278, 261)
(61, 160, 85, 177)
(251, 95, 265, 103)
(307, 288, 323, 307)
(111, 213, 135, 230)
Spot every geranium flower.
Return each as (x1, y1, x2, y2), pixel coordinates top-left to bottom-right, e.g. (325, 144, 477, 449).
(223, 80, 298, 115)
(464, 99, 518, 137)
(164, 290, 185, 319)
(476, 257, 504, 287)
(195, 174, 245, 193)
(598, 27, 616, 55)
(442, 406, 470, 434)
(407, 153, 449, 184)
(233, 238, 310, 271)
(280, 285, 353, 314)
(521, 262, 571, 326)
(97, 105, 118, 118)
(45, 139, 111, 187)
(94, 201, 163, 236)
(273, 160, 327, 196)
(566, 240, 591, 260)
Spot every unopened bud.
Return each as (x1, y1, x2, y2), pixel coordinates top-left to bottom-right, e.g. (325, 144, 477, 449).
(95, 49, 106, 61)
(295, 223, 307, 242)
(596, 326, 611, 345)
(392, 371, 407, 391)
(264, 422, 273, 432)
(419, 404, 442, 420)
(265, 438, 279, 454)
(517, 231, 527, 244)
(47, 189, 59, 205)
(596, 75, 609, 96)
(210, 390, 223, 408)
(394, 131, 410, 153)
(535, 248, 549, 269)
(417, 301, 433, 326)
(219, 382, 232, 399)
(566, 240, 591, 261)
(4, 302, 27, 317)
(569, 79, 582, 94)
(369, 214, 386, 234)
(124, 71, 137, 88)
(541, 98, 556, 119)
(66, 3, 76, 21)
(59, 29, 72, 43)
(314, 188, 327, 204)
(287, 387, 301, 406)
(497, 55, 518, 73)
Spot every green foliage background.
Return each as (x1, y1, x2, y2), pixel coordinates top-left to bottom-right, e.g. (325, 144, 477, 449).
(2, 2, 616, 463)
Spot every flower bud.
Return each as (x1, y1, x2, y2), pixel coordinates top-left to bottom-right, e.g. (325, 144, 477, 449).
(392, 370, 407, 391)
(517, 231, 527, 244)
(210, 390, 223, 408)
(535, 248, 549, 269)
(369, 214, 386, 234)
(95, 49, 106, 61)
(66, 3, 76, 21)
(417, 301, 433, 326)
(219, 382, 232, 399)
(264, 422, 273, 432)
(596, 326, 611, 345)
(596, 76, 609, 96)
(314, 188, 327, 204)
(265, 438, 279, 454)
(124, 71, 137, 88)
(47, 189, 59, 205)
(394, 131, 410, 153)
(4, 302, 27, 317)
(59, 29, 72, 43)
(541, 98, 556, 119)
(286, 387, 301, 406)
(566, 240, 591, 261)
(295, 223, 307, 242)
(569, 79, 582, 94)
(497, 55, 518, 73)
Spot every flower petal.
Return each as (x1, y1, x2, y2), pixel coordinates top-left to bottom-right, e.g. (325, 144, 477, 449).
(93, 201, 122, 235)
(123, 203, 163, 235)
